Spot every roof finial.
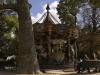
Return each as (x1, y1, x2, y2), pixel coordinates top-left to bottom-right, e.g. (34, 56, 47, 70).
(46, 4, 50, 12)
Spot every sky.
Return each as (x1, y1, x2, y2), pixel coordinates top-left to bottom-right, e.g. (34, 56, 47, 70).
(28, 0, 60, 24)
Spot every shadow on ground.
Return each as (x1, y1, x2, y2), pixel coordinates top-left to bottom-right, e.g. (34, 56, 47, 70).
(0, 69, 100, 75)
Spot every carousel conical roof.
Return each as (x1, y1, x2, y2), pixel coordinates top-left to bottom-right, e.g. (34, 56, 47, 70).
(35, 4, 60, 24)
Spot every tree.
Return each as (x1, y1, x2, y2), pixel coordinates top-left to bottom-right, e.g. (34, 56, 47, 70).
(0, 0, 42, 74)
(57, 0, 100, 58)
(0, 13, 18, 56)
(57, 0, 87, 25)
(56, 0, 87, 59)
(78, 1, 100, 57)
(0, 0, 18, 55)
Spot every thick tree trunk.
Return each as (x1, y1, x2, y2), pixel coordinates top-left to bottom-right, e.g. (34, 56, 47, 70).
(0, 0, 42, 74)
(16, 0, 42, 74)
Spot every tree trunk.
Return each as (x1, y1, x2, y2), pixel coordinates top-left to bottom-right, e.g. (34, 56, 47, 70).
(16, 0, 42, 74)
(89, 33, 94, 58)
(0, 0, 42, 74)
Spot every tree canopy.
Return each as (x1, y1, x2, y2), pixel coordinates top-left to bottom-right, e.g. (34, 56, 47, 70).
(57, 0, 100, 57)
(57, 0, 87, 24)
(0, 7, 18, 56)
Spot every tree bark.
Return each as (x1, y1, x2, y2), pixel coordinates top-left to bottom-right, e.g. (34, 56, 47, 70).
(0, 0, 42, 74)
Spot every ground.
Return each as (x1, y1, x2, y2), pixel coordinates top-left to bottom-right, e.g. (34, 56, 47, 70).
(0, 68, 100, 75)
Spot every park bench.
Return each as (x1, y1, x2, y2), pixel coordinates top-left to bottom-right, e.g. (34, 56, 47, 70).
(0, 58, 16, 70)
(77, 60, 100, 73)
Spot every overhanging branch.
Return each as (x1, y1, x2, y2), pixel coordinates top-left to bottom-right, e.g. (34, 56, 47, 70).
(0, 4, 17, 11)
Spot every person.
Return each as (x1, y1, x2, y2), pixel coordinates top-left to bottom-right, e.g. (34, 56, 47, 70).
(91, 53, 98, 72)
(83, 54, 89, 60)
(77, 54, 90, 73)
(82, 54, 90, 72)
(74, 58, 82, 71)
(91, 53, 97, 60)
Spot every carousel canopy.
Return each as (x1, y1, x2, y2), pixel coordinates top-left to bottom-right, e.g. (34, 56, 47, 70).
(34, 4, 60, 24)
(33, 4, 80, 44)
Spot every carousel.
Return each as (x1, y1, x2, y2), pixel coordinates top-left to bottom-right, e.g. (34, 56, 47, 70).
(33, 4, 80, 69)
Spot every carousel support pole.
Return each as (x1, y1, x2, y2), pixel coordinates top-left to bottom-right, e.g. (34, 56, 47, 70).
(74, 42, 77, 59)
(74, 15, 78, 59)
(47, 35, 51, 56)
(68, 35, 70, 62)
